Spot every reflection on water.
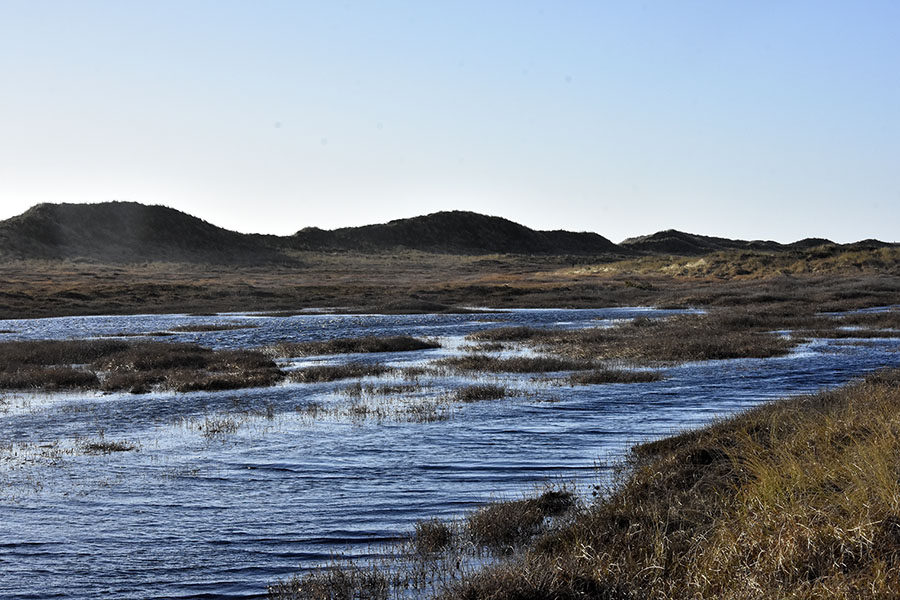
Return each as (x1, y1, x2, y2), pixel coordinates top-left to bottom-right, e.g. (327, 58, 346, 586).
(1, 308, 898, 599)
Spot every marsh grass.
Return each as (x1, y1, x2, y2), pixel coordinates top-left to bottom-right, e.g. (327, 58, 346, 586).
(467, 326, 557, 342)
(568, 368, 663, 385)
(453, 384, 509, 402)
(437, 354, 596, 373)
(0, 339, 283, 393)
(413, 519, 455, 554)
(469, 312, 801, 364)
(289, 362, 392, 383)
(83, 439, 136, 454)
(459, 341, 505, 352)
(295, 394, 451, 424)
(271, 335, 440, 357)
(197, 415, 242, 438)
(268, 486, 578, 600)
(465, 489, 577, 552)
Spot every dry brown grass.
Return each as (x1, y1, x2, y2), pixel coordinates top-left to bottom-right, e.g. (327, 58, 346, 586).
(444, 369, 900, 600)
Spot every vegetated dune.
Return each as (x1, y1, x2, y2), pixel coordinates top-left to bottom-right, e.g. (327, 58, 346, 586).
(621, 228, 792, 255)
(0, 202, 894, 266)
(0, 201, 291, 265)
(288, 210, 625, 255)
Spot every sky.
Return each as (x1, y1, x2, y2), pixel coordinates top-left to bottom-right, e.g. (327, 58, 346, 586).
(1, 1, 898, 243)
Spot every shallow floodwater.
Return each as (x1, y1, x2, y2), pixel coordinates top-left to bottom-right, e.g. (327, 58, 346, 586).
(1, 308, 898, 599)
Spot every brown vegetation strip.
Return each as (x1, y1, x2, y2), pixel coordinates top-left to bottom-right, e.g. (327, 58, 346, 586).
(289, 362, 392, 383)
(0, 339, 282, 393)
(271, 335, 439, 357)
(468, 312, 800, 363)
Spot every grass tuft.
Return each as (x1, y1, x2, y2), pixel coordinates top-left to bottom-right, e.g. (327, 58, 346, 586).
(454, 384, 509, 402)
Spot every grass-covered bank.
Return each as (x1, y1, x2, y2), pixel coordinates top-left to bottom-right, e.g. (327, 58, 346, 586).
(271, 369, 900, 599)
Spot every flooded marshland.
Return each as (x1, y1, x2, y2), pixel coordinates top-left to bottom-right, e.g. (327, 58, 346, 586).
(1, 308, 899, 599)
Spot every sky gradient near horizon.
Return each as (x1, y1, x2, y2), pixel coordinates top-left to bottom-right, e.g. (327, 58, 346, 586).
(2, 1, 898, 243)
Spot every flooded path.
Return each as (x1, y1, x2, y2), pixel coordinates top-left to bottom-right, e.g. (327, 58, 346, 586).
(1, 308, 898, 599)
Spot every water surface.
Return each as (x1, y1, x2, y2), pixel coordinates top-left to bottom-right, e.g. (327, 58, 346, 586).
(1, 308, 898, 599)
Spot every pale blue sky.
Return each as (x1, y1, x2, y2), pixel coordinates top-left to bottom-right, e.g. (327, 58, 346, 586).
(1, 1, 898, 242)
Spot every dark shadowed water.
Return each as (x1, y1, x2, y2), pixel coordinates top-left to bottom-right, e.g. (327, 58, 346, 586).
(1, 308, 898, 599)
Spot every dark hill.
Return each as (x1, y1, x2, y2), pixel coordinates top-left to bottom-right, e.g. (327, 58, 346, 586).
(289, 211, 622, 255)
(620, 229, 784, 255)
(0, 202, 289, 264)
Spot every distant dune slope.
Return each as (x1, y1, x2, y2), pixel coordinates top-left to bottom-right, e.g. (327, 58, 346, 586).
(619, 229, 791, 255)
(0, 202, 288, 264)
(0, 202, 892, 264)
(290, 210, 623, 255)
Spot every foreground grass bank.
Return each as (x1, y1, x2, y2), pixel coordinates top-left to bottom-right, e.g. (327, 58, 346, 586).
(272, 368, 900, 599)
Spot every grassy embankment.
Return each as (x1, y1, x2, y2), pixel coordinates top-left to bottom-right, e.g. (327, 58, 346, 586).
(271, 369, 900, 600)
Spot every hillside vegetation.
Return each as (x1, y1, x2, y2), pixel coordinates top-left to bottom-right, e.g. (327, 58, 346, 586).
(0, 202, 288, 264)
(289, 210, 623, 255)
(0, 201, 894, 266)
